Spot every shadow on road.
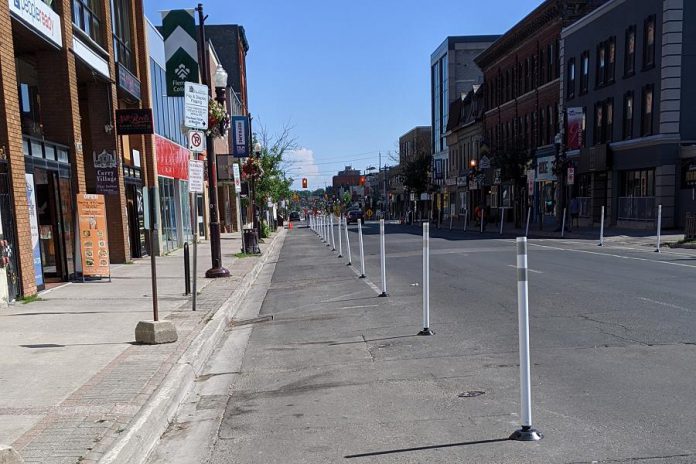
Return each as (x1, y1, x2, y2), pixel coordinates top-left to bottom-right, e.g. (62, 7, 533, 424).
(344, 437, 510, 458)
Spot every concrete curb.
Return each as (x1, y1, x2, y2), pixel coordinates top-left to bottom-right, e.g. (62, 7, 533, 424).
(97, 229, 287, 464)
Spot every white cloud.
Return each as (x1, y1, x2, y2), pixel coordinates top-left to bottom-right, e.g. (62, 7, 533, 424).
(285, 147, 322, 190)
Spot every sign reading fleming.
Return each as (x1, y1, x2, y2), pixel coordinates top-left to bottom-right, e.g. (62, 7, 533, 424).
(161, 9, 198, 97)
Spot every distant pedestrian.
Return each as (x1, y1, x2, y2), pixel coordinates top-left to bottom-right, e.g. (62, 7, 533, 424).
(570, 197, 580, 229)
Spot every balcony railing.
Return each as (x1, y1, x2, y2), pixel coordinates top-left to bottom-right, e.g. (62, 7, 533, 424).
(618, 196, 656, 222)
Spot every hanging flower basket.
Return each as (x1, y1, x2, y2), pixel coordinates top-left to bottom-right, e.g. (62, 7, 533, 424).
(242, 156, 263, 180)
(207, 98, 230, 138)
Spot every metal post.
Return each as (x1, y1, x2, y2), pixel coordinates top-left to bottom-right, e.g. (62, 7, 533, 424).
(525, 207, 532, 238)
(449, 212, 453, 231)
(510, 237, 542, 441)
(184, 242, 191, 295)
(418, 222, 433, 335)
(330, 214, 336, 251)
(499, 208, 505, 235)
(561, 208, 567, 238)
(192, 195, 198, 311)
(480, 208, 484, 233)
(149, 195, 159, 321)
(464, 209, 468, 232)
(379, 219, 388, 297)
(599, 205, 605, 247)
(655, 204, 662, 253)
(337, 214, 343, 257)
(358, 220, 366, 278)
(345, 217, 352, 266)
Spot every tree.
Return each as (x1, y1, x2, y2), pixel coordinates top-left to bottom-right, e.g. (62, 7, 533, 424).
(490, 136, 533, 228)
(402, 155, 431, 195)
(255, 123, 297, 206)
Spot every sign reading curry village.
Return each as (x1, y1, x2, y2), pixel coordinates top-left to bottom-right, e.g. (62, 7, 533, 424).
(94, 150, 119, 195)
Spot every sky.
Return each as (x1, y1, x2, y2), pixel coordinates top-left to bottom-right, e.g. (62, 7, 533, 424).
(144, 0, 543, 190)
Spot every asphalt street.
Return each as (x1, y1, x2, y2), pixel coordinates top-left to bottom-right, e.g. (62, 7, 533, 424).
(155, 221, 696, 463)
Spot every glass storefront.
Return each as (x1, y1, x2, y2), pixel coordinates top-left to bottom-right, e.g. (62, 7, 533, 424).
(159, 177, 178, 253)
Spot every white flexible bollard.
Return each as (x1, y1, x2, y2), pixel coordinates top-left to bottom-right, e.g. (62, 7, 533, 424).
(418, 222, 433, 335)
(510, 237, 542, 442)
(337, 214, 343, 257)
(330, 215, 336, 250)
(345, 217, 352, 265)
(464, 209, 468, 232)
(358, 220, 366, 278)
(525, 207, 531, 238)
(499, 208, 505, 235)
(599, 206, 605, 247)
(655, 204, 662, 253)
(379, 219, 388, 297)
(561, 207, 567, 238)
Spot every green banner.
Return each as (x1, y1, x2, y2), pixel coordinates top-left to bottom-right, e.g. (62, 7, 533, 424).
(161, 9, 199, 96)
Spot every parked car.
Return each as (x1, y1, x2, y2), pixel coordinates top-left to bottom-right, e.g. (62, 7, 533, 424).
(346, 209, 364, 224)
(289, 211, 300, 221)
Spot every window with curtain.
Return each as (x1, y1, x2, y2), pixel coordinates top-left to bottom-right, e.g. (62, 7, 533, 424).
(567, 58, 576, 100)
(623, 91, 634, 140)
(72, 0, 103, 45)
(643, 15, 656, 69)
(580, 51, 589, 94)
(111, 0, 134, 71)
(641, 84, 654, 136)
(625, 25, 636, 76)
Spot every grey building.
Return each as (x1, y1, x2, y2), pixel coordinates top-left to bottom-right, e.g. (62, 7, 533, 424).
(431, 36, 499, 188)
(561, 0, 694, 229)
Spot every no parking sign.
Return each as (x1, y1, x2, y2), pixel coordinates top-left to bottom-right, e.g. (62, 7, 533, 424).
(188, 130, 206, 153)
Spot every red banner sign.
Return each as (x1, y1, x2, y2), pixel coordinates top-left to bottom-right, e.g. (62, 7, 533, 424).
(155, 135, 189, 180)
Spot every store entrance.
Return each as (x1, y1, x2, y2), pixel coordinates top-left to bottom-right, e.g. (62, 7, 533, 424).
(34, 168, 69, 283)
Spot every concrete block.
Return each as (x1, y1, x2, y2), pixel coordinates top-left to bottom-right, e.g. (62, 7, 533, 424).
(135, 321, 178, 345)
(0, 445, 23, 464)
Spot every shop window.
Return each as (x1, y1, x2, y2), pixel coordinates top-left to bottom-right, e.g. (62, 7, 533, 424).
(73, 0, 103, 45)
(641, 84, 654, 136)
(111, 0, 135, 71)
(18, 83, 42, 137)
(643, 15, 656, 69)
(625, 25, 636, 77)
(580, 51, 589, 95)
(621, 169, 654, 197)
(623, 91, 634, 140)
(567, 58, 576, 100)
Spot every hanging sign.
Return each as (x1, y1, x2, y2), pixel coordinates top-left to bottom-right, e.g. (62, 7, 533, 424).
(25, 174, 44, 287)
(184, 82, 209, 130)
(77, 194, 110, 278)
(567, 167, 575, 185)
(188, 129, 206, 153)
(115, 109, 153, 135)
(527, 169, 535, 195)
(161, 9, 198, 97)
(231, 116, 250, 157)
(232, 163, 241, 190)
(94, 150, 119, 195)
(188, 160, 205, 193)
(566, 107, 585, 150)
(479, 155, 491, 170)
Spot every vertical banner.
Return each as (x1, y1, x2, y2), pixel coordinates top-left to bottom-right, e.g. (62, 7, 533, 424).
(161, 9, 198, 97)
(77, 194, 111, 278)
(231, 116, 250, 157)
(25, 174, 44, 287)
(566, 107, 584, 150)
(232, 163, 241, 190)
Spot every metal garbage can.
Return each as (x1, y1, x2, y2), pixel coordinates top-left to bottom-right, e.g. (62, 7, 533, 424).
(242, 228, 260, 254)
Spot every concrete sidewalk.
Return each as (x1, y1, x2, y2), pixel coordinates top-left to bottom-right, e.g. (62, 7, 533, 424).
(0, 230, 285, 464)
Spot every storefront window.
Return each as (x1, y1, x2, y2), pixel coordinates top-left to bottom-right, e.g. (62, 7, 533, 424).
(72, 0, 103, 46)
(158, 177, 178, 253)
(621, 169, 654, 197)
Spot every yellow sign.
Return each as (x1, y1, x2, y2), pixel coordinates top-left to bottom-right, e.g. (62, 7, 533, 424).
(77, 194, 110, 278)
(366, 209, 373, 219)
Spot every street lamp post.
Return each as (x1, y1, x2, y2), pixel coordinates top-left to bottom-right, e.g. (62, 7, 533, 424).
(197, 4, 230, 278)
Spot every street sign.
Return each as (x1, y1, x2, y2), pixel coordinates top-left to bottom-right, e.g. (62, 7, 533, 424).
(161, 10, 198, 97)
(184, 82, 208, 130)
(567, 167, 575, 185)
(188, 129, 206, 153)
(188, 160, 205, 193)
(479, 155, 491, 170)
(232, 163, 241, 190)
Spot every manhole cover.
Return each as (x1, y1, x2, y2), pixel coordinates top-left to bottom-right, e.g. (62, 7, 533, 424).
(458, 390, 485, 398)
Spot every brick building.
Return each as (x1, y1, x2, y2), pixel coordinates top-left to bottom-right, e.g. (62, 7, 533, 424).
(0, 0, 153, 298)
(398, 126, 432, 220)
(474, 0, 606, 228)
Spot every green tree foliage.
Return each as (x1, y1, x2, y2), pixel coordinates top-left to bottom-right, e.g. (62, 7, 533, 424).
(255, 125, 296, 205)
(402, 155, 431, 195)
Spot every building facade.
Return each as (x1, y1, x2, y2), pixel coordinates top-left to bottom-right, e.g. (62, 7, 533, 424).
(475, 0, 605, 228)
(0, 0, 153, 299)
(445, 85, 485, 224)
(561, 0, 694, 229)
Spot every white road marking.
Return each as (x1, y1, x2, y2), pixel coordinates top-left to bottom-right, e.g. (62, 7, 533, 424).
(338, 304, 379, 310)
(507, 264, 543, 274)
(528, 242, 696, 270)
(637, 297, 693, 313)
(537, 238, 696, 258)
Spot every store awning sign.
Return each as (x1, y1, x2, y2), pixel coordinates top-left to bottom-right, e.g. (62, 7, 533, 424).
(10, 0, 62, 48)
(161, 9, 198, 97)
(155, 135, 189, 180)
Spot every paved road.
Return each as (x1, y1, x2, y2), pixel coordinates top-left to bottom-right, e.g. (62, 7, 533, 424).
(153, 221, 696, 463)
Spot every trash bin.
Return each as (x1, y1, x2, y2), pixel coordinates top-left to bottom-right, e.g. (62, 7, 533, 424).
(242, 228, 260, 254)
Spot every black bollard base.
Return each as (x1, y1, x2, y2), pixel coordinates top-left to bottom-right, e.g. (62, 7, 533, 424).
(509, 426, 543, 441)
(338, 254, 342, 258)
(346, 262, 352, 266)
(359, 274, 365, 278)
(418, 328, 434, 336)
(379, 292, 388, 298)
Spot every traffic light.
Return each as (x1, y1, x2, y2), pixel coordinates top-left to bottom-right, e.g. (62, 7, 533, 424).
(359, 176, 366, 186)
(302, 177, 308, 189)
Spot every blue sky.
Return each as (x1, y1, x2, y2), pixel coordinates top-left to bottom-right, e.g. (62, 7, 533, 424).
(144, 0, 542, 189)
